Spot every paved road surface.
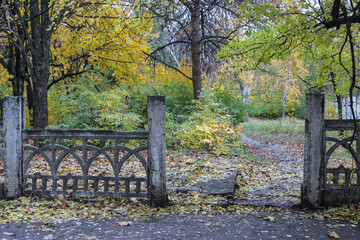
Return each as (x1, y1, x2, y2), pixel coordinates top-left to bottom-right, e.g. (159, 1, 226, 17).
(0, 211, 359, 240)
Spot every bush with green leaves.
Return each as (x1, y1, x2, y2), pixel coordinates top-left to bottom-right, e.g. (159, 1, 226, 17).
(128, 80, 194, 126)
(49, 81, 142, 131)
(214, 86, 245, 125)
(169, 89, 242, 155)
(48, 77, 244, 154)
(248, 95, 283, 119)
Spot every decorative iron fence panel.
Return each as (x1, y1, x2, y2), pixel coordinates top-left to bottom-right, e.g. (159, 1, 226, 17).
(23, 130, 149, 198)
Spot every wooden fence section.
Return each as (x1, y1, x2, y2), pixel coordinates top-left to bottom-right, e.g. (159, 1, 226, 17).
(302, 93, 360, 208)
(0, 96, 168, 207)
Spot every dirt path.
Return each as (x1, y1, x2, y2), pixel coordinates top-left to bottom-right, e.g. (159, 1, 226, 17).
(236, 134, 303, 208)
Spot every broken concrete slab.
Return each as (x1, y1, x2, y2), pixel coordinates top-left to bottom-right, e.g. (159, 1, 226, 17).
(192, 171, 238, 195)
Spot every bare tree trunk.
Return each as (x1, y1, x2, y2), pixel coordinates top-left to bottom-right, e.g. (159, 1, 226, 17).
(7, 27, 26, 97)
(30, 0, 52, 128)
(282, 63, 290, 121)
(239, 74, 253, 122)
(190, 0, 202, 100)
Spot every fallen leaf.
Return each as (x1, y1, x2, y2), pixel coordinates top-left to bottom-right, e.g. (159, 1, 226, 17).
(327, 231, 340, 239)
(43, 234, 55, 240)
(86, 236, 98, 240)
(75, 222, 82, 227)
(118, 221, 133, 226)
(226, 207, 236, 212)
(3, 232, 16, 236)
(264, 216, 276, 222)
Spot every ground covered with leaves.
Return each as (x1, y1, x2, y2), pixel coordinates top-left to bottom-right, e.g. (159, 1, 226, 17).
(0, 119, 360, 230)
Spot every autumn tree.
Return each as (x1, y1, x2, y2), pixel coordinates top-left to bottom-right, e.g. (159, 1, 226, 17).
(140, 0, 242, 99)
(0, 0, 152, 128)
(0, 0, 55, 128)
(49, 2, 152, 87)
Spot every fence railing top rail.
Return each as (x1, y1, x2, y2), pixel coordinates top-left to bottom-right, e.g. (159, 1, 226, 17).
(23, 129, 149, 140)
(324, 119, 360, 131)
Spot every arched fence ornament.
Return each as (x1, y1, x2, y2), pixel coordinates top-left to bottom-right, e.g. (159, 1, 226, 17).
(0, 96, 168, 207)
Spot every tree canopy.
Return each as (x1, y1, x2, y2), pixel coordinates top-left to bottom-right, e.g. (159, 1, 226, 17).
(219, 0, 360, 99)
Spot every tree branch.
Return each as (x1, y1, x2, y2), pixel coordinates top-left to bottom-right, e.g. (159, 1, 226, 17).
(48, 71, 85, 89)
(142, 51, 193, 80)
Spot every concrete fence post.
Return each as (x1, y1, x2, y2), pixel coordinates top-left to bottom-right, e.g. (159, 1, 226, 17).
(3, 96, 25, 199)
(147, 96, 168, 207)
(302, 93, 325, 208)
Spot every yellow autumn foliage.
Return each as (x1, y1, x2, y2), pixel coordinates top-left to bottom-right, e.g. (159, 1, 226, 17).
(50, 3, 153, 83)
(0, 66, 11, 84)
(177, 115, 241, 155)
(171, 89, 242, 155)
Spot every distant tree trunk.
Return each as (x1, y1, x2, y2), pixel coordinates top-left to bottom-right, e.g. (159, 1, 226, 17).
(190, 0, 202, 100)
(282, 64, 290, 121)
(239, 76, 253, 122)
(330, 72, 343, 119)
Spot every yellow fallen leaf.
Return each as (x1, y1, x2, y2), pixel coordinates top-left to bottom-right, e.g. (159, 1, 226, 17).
(190, 191, 198, 196)
(118, 221, 133, 226)
(264, 216, 276, 222)
(3, 232, 15, 236)
(226, 207, 236, 212)
(327, 231, 340, 239)
(18, 196, 29, 203)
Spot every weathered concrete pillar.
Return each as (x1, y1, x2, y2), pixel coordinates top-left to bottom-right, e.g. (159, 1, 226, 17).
(302, 93, 325, 208)
(147, 96, 168, 207)
(3, 96, 25, 199)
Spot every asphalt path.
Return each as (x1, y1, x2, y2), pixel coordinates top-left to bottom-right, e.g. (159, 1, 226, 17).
(0, 211, 359, 240)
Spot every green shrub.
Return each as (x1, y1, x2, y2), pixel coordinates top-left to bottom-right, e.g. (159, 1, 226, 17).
(49, 77, 244, 154)
(248, 93, 283, 119)
(128, 80, 193, 125)
(214, 87, 245, 125)
(170, 89, 242, 155)
(49, 83, 143, 131)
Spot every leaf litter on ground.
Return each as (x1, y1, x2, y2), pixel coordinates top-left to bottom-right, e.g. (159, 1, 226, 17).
(0, 130, 359, 226)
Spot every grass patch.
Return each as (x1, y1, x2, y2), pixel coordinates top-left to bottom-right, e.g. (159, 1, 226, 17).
(241, 117, 304, 144)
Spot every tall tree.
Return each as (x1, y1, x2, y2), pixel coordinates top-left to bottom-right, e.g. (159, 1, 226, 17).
(141, 0, 242, 99)
(0, 0, 152, 128)
(0, 0, 55, 127)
